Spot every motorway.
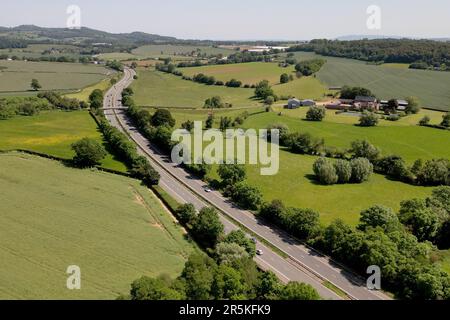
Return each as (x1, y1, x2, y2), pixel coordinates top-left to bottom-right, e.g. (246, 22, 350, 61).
(104, 67, 389, 301)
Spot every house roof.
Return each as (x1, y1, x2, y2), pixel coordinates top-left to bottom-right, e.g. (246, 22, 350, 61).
(288, 98, 300, 103)
(355, 96, 377, 102)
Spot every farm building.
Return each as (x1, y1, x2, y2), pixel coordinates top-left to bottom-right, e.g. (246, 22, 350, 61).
(301, 99, 316, 107)
(286, 98, 316, 109)
(287, 98, 301, 109)
(353, 96, 380, 110)
(380, 99, 409, 111)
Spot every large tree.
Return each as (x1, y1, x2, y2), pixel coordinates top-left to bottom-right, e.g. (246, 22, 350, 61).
(71, 138, 106, 168)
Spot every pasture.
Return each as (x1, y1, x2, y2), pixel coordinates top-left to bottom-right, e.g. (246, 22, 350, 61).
(286, 51, 450, 111)
(131, 68, 261, 108)
(244, 111, 450, 163)
(0, 44, 82, 60)
(180, 62, 295, 85)
(0, 60, 114, 95)
(0, 110, 126, 172)
(0, 153, 194, 299)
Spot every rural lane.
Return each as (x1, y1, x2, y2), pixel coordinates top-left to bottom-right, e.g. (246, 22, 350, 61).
(104, 67, 389, 301)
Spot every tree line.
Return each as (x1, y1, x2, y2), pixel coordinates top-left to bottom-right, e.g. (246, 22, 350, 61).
(287, 39, 450, 71)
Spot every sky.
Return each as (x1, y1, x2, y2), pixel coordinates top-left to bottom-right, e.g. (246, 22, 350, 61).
(1, 0, 449, 40)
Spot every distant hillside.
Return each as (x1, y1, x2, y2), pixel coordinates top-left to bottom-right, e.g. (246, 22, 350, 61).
(0, 25, 177, 46)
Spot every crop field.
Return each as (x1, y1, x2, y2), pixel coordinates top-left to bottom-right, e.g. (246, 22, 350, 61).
(180, 62, 295, 85)
(131, 44, 234, 57)
(98, 44, 234, 61)
(286, 51, 450, 111)
(0, 110, 126, 172)
(0, 44, 82, 60)
(0, 153, 195, 299)
(0, 60, 114, 95)
(131, 68, 261, 108)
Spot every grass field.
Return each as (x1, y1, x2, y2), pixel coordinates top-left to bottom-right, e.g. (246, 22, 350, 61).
(244, 112, 450, 163)
(0, 60, 114, 95)
(244, 152, 433, 226)
(131, 68, 261, 108)
(0, 44, 82, 60)
(0, 110, 126, 172)
(286, 52, 450, 111)
(98, 44, 234, 61)
(0, 152, 195, 299)
(180, 62, 295, 85)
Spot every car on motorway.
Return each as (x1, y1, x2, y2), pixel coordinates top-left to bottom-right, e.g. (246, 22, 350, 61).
(204, 187, 213, 193)
(256, 249, 263, 256)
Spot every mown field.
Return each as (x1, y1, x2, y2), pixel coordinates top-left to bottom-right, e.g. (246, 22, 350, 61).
(98, 44, 234, 61)
(180, 62, 295, 85)
(244, 112, 450, 163)
(0, 153, 195, 299)
(131, 68, 261, 108)
(0, 110, 126, 172)
(0, 60, 114, 95)
(287, 52, 450, 111)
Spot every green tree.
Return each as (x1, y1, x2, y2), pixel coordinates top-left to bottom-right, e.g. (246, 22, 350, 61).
(306, 106, 326, 121)
(205, 114, 214, 129)
(151, 109, 176, 128)
(215, 242, 249, 266)
(405, 96, 421, 114)
(399, 199, 440, 241)
(280, 73, 290, 84)
(259, 200, 286, 224)
(181, 253, 216, 300)
(219, 116, 233, 131)
(191, 207, 224, 248)
(359, 111, 379, 127)
(212, 264, 247, 300)
(350, 140, 380, 162)
(441, 113, 450, 128)
(350, 158, 373, 183)
(71, 138, 106, 167)
(279, 282, 321, 300)
(358, 205, 400, 233)
(254, 80, 274, 100)
(264, 95, 275, 106)
(418, 115, 431, 126)
(333, 159, 352, 183)
(313, 157, 338, 185)
(223, 230, 256, 257)
(130, 276, 184, 300)
(230, 182, 263, 210)
(175, 203, 197, 225)
(287, 132, 324, 155)
(255, 271, 282, 300)
(181, 120, 195, 132)
(282, 207, 321, 240)
(130, 155, 160, 186)
(31, 78, 42, 91)
(218, 163, 246, 185)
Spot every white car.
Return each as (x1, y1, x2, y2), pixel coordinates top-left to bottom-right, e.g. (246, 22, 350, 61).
(204, 187, 213, 193)
(256, 249, 263, 256)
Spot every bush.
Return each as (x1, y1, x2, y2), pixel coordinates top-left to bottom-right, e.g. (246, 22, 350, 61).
(350, 140, 380, 162)
(350, 158, 373, 183)
(254, 80, 274, 100)
(151, 109, 175, 128)
(313, 158, 338, 185)
(225, 79, 242, 88)
(419, 115, 431, 126)
(191, 207, 224, 248)
(175, 203, 197, 225)
(130, 156, 160, 186)
(71, 138, 107, 167)
(359, 111, 379, 127)
(286, 132, 324, 155)
(416, 159, 450, 186)
(375, 155, 412, 182)
(441, 113, 450, 128)
(306, 106, 326, 121)
(333, 159, 352, 183)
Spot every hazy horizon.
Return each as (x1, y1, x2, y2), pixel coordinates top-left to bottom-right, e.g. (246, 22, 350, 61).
(1, 0, 449, 41)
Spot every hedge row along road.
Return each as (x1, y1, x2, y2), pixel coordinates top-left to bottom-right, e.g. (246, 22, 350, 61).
(103, 67, 390, 300)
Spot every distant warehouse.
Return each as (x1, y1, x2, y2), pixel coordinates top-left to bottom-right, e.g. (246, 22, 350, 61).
(286, 98, 316, 109)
